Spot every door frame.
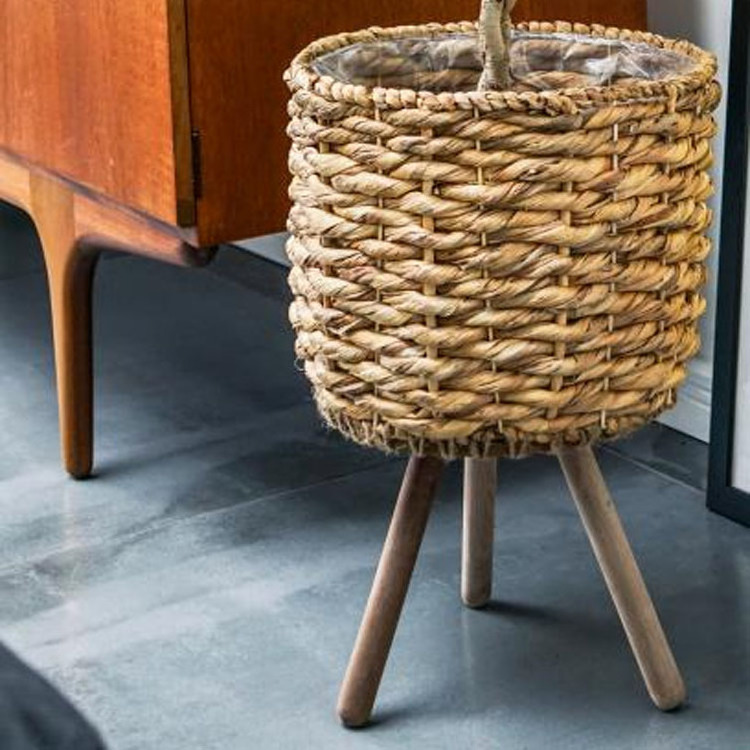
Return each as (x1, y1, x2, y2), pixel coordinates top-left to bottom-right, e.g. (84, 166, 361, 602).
(707, 0, 750, 527)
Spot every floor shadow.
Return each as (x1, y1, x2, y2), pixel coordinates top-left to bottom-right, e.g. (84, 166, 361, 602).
(478, 599, 562, 623)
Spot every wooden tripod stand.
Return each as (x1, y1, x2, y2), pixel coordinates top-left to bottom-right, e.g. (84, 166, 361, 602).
(337, 447, 686, 727)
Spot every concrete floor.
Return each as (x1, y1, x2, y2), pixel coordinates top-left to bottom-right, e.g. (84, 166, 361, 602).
(0, 203, 748, 749)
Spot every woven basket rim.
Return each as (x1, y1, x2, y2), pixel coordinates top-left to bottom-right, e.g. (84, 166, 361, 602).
(286, 19, 718, 114)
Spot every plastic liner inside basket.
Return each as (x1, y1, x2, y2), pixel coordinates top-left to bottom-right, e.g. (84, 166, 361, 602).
(311, 30, 699, 93)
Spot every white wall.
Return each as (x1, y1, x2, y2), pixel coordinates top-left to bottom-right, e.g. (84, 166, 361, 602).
(648, 0, 733, 441)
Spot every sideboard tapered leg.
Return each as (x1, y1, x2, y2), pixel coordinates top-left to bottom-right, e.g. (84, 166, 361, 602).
(462, 458, 497, 608)
(557, 446, 686, 711)
(337, 455, 444, 728)
(30, 175, 100, 479)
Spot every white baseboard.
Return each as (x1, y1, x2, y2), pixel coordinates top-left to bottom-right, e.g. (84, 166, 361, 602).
(234, 233, 290, 267)
(658, 358, 713, 443)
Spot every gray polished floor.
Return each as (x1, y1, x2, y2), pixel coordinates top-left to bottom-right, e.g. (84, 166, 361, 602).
(0, 204, 748, 749)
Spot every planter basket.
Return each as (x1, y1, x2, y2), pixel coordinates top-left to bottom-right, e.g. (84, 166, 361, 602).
(284, 4, 721, 726)
(285, 7, 720, 459)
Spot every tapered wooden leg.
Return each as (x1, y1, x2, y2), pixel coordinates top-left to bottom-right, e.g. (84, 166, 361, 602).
(462, 458, 496, 608)
(337, 455, 444, 728)
(30, 175, 100, 479)
(558, 446, 686, 711)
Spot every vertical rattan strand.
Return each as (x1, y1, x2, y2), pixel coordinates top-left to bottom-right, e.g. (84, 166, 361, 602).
(372, 105, 385, 435)
(547, 184, 572, 429)
(420, 127, 439, 412)
(316, 132, 338, 388)
(474, 108, 500, 454)
(659, 97, 677, 409)
(603, 123, 620, 430)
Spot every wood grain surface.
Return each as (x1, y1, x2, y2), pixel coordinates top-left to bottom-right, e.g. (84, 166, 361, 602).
(558, 446, 686, 711)
(0, 148, 213, 477)
(0, 0, 191, 227)
(462, 458, 498, 608)
(0, 0, 647, 246)
(186, 0, 647, 245)
(337, 455, 444, 727)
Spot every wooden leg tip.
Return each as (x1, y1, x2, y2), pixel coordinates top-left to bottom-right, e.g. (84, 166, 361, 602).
(66, 459, 93, 480)
(64, 443, 93, 480)
(68, 471, 92, 481)
(337, 704, 371, 729)
(651, 683, 687, 712)
(461, 590, 491, 609)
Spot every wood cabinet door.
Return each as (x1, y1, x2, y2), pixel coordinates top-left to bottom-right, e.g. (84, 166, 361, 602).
(0, 0, 193, 226)
(517, 0, 645, 27)
(186, 0, 647, 246)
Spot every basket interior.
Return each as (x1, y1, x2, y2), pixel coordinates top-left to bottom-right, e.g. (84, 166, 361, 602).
(311, 30, 698, 93)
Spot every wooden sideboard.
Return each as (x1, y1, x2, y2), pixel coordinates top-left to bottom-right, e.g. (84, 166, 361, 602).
(0, 0, 646, 477)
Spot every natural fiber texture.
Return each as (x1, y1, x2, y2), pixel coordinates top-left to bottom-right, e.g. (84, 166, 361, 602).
(285, 20, 720, 459)
(478, 0, 517, 91)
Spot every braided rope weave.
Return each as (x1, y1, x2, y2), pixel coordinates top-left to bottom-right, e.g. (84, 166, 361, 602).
(285, 20, 720, 459)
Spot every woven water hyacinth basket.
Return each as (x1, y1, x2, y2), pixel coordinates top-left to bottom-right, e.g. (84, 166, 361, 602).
(285, 1, 720, 459)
